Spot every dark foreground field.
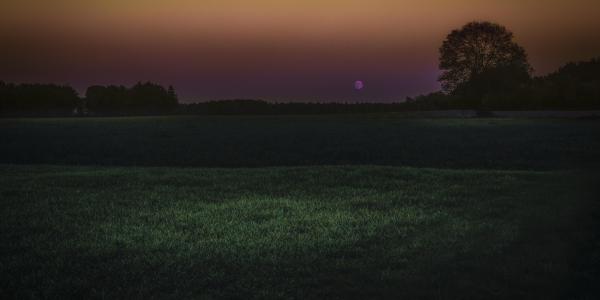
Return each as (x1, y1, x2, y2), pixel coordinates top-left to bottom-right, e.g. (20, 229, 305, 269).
(1, 116, 599, 299)
(1, 115, 599, 169)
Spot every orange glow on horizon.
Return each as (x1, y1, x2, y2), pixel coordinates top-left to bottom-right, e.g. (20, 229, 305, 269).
(2, 0, 600, 100)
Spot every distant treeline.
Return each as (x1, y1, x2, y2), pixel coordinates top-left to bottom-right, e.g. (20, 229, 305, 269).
(0, 83, 80, 116)
(1, 58, 600, 116)
(177, 100, 408, 115)
(0, 82, 178, 116)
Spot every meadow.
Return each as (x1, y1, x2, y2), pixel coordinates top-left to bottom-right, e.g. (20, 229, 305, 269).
(1, 115, 599, 169)
(1, 115, 599, 299)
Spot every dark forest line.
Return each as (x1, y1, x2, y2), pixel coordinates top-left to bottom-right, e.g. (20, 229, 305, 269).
(1, 57, 599, 117)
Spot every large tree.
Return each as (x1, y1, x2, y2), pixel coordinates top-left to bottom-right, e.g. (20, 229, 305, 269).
(439, 21, 531, 95)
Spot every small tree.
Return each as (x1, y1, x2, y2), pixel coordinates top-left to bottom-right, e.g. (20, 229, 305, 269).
(439, 21, 532, 101)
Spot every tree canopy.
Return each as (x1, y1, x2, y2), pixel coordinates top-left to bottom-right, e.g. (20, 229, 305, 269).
(439, 21, 532, 99)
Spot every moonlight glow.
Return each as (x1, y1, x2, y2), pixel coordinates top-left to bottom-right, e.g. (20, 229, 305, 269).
(354, 80, 364, 91)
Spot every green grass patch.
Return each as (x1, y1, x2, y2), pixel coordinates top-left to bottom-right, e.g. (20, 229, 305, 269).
(1, 165, 597, 299)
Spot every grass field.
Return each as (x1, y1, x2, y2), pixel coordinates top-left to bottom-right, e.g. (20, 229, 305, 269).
(1, 115, 599, 169)
(1, 116, 599, 299)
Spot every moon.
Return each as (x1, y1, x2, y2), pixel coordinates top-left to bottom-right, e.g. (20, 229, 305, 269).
(354, 80, 364, 91)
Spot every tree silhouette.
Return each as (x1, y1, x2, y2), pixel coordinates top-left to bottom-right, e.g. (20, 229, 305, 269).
(84, 82, 178, 114)
(0, 82, 80, 115)
(439, 22, 531, 97)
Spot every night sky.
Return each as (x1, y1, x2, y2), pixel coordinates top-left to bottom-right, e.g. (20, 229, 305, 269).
(2, 0, 600, 102)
